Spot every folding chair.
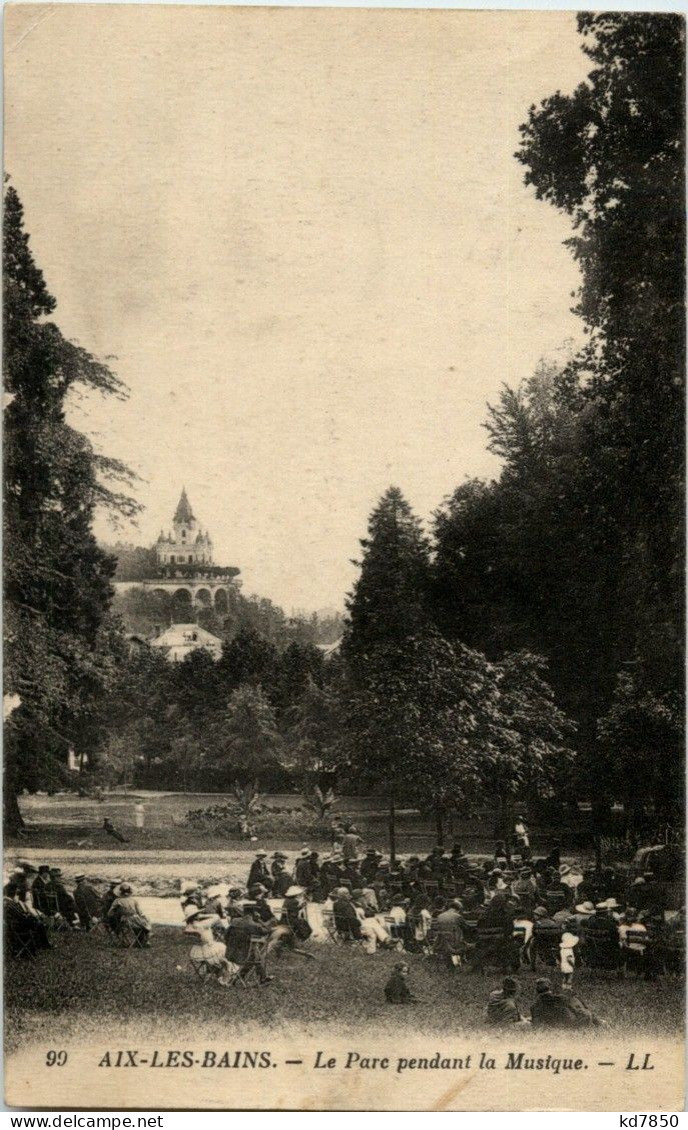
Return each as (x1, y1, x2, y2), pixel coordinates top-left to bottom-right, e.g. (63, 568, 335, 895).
(189, 957, 228, 985)
(321, 909, 344, 946)
(117, 922, 149, 949)
(235, 936, 269, 987)
(382, 916, 405, 945)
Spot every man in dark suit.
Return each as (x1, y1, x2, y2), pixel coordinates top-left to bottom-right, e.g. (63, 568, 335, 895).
(225, 904, 272, 983)
(272, 863, 294, 898)
(30, 866, 54, 915)
(73, 874, 102, 930)
(332, 888, 363, 940)
(247, 851, 273, 893)
(48, 869, 77, 928)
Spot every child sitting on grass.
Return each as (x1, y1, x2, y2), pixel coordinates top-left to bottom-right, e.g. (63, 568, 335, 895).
(384, 962, 417, 1004)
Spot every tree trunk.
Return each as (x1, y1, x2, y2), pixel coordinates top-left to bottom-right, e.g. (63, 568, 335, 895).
(389, 797, 396, 865)
(435, 809, 444, 847)
(4, 788, 25, 837)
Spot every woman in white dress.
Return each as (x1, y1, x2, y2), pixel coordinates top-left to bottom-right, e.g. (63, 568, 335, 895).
(184, 908, 238, 984)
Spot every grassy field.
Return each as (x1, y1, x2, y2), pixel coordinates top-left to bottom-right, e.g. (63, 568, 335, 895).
(12, 790, 591, 855)
(6, 926, 683, 1056)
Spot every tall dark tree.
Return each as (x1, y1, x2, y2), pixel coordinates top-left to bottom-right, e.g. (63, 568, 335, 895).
(343, 486, 431, 669)
(3, 183, 138, 830)
(516, 13, 684, 697)
(435, 15, 684, 825)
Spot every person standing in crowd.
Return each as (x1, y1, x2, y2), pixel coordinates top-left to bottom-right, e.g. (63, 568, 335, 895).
(341, 825, 363, 862)
(559, 917, 580, 988)
(435, 899, 467, 972)
(73, 874, 102, 930)
(514, 815, 530, 856)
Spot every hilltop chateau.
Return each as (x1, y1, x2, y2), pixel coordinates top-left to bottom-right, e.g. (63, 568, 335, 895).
(113, 488, 240, 616)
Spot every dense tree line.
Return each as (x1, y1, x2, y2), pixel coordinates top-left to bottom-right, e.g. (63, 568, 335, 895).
(96, 631, 339, 792)
(432, 14, 684, 830)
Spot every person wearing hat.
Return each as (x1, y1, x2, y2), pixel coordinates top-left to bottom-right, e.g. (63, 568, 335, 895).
(30, 865, 53, 915)
(530, 977, 603, 1028)
(107, 882, 151, 947)
(280, 886, 314, 951)
(247, 851, 273, 894)
(579, 900, 622, 969)
(248, 884, 277, 925)
(225, 903, 273, 983)
(101, 879, 124, 927)
(570, 900, 595, 932)
(512, 868, 537, 914)
(559, 917, 580, 988)
(360, 850, 380, 884)
(530, 905, 561, 969)
(73, 874, 102, 930)
(271, 862, 294, 899)
(184, 907, 238, 984)
(486, 976, 524, 1026)
(435, 898, 468, 971)
(225, 887, 245, 920)
(270, 852, 289, 879)
(48, 868, 78, 929)
(450, 843, 470, 875)
(180, 882, 204, 912)
(203, 885, 226, 919)
(294, 849, 314, 889)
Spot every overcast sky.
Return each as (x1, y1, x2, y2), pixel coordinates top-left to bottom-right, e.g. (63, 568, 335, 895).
(6, 7, 589, 613)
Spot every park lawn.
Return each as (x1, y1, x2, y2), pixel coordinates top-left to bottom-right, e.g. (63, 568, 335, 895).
(6, 927, 683, 1057)
(12, 791, 588, 854)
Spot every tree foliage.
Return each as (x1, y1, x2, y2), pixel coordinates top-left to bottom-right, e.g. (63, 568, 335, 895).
(3, 183, 139, 829)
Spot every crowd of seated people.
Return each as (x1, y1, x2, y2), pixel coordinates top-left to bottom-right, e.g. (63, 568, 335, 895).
(3, 863, 152, 952)
(5, 822, 684, 996)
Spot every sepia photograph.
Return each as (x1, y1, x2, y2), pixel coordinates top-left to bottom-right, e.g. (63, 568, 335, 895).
(3, 4, 685, 1112)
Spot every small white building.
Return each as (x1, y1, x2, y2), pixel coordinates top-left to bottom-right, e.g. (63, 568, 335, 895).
(150, 623, 223, 663)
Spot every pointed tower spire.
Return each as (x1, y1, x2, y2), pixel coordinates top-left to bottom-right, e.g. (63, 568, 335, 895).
(173, 487, 195, 525)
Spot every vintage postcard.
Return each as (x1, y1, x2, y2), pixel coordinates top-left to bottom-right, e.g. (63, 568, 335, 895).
(3, 4, 684, 1112)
